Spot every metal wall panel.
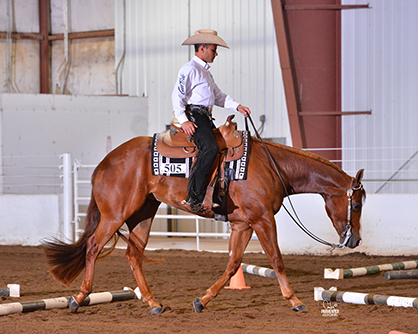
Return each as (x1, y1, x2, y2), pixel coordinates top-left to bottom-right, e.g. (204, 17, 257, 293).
(51, 0, 115, 34)
(115, 0, 290, 141)
(341, 0, 418, 193)
(0, 0, 39, 32)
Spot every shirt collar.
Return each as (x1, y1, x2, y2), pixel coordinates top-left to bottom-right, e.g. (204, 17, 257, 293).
(192, 55, 211, 70)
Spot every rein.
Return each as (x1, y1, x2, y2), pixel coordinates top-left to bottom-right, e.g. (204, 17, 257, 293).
(244, 115, 355, 250)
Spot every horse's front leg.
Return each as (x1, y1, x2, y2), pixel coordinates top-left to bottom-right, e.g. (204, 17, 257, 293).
(193, 223, 253, 313)
(252, 218, 307, 312)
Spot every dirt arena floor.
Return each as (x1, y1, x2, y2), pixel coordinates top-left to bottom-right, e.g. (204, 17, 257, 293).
(1, 245, 417, 334)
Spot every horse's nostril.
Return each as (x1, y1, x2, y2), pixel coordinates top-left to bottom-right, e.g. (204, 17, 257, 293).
(357, 239, 362, 246)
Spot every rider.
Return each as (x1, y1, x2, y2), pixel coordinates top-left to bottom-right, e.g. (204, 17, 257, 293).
(172, 29, 251, 213)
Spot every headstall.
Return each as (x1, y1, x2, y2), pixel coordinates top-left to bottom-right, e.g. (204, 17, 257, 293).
(339, 181, 364, 248)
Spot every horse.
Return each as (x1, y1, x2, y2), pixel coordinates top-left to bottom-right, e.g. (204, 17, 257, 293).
(44, 119, 366, 314)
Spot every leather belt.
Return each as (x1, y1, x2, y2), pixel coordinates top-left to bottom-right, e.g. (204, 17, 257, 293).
(186, 104, 213, 119)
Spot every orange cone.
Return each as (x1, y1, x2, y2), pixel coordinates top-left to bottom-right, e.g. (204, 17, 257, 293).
(225, 265, 251, 290)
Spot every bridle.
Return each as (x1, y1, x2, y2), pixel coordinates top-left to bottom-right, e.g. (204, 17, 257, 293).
(339, 182, 364, 248)
(281, 180, 363, 250)
(338, 182, 363, 248)
(245, 115, 363, 250)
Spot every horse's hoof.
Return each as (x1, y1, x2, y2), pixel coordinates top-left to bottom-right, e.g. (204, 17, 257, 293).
(292, 304, 308, 312)
(150, 306, 164, 315)
(68, 296, 80, 313)
(193, 298, 204, 313)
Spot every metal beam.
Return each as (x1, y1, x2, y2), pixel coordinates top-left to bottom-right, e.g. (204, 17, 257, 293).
(284, 4, 370, 10)
(0, 32, 43, 40)
(270, 0, 304, 148)
(48, 29, 115, 41)
(299, 111, 372, 116)
(0, 29, 115, 41)
(39, 0, 50, 94)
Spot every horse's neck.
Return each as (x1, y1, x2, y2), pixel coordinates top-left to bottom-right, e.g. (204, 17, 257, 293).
(275, 146, 349, 195)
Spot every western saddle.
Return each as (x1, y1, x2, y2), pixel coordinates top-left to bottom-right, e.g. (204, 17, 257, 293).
(155, 115, 247, 219)
(156, 115, 245, 161)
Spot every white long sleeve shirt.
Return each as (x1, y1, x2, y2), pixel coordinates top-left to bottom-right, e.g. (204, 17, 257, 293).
(172, 55, 240, 124)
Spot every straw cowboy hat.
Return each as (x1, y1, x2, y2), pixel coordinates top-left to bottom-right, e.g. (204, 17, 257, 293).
(182, 29, 229, 48)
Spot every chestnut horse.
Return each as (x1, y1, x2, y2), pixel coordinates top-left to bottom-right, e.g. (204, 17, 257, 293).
(44, 127, 365, 314)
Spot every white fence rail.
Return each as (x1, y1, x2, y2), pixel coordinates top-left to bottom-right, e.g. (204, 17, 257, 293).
(306, 146, 418, 194)
(3, 147, 416, 196)
(71, 157, 231, 250)
(0, 154, 64, 194)
(2, 148, 417, 249)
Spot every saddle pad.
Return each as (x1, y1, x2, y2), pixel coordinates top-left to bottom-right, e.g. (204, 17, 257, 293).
(152, 134, 194, 178)
(151, 131, 250, 180)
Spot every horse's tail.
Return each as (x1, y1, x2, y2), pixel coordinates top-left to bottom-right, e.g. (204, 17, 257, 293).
(43, 191, 102, 287)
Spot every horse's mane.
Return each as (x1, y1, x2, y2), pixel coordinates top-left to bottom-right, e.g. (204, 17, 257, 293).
(252, 137, 346, 176)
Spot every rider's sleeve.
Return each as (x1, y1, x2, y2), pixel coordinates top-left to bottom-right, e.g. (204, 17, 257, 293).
(172, 66, 193, 124)
(212, 78, 240, 111)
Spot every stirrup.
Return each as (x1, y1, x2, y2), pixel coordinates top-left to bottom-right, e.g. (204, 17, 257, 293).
(181, 200, 202, 213)
(181, 199, 219, 213)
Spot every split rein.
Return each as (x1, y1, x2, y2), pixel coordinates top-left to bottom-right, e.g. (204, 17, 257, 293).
(244, 115, 358, 250)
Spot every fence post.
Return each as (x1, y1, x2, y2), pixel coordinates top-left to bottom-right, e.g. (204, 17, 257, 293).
(61, 153, 73, 241)
(195, 217, 200, 251)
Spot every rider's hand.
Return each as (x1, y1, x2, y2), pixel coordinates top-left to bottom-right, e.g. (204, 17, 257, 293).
(237, 104, 251, 117)
(181, 121, 197, 137)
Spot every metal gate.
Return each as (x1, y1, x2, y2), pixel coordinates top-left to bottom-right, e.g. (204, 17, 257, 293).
(63, 155, 234, 250)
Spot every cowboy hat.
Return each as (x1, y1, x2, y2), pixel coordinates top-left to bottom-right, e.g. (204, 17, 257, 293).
(181, 29, 229, 49)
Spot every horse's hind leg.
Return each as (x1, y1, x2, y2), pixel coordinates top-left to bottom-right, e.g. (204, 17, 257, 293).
(69, 217, 124, 312)
(194, 223, 253, 312)
(124, 198, 164, 314)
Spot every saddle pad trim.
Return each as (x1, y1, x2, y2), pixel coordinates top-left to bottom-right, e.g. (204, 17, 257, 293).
(225, 130, 249, 180)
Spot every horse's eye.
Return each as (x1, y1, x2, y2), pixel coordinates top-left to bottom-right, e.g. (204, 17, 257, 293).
(353, 203, 362, 212)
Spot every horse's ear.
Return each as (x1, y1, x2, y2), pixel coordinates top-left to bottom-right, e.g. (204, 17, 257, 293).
(354, 169, 364, 186)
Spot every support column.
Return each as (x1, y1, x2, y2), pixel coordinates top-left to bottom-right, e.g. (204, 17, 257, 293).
(39, 0, 50, 94)
(270, 0, 304, 148)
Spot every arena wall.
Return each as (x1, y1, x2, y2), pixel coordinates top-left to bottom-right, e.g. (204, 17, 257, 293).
(275, 193, 418, 256)
(0, 93, 148, 167)
(0, 194, 61, 246)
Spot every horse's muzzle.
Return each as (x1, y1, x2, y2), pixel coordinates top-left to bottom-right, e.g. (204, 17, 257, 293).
(346, 236, 362, 249)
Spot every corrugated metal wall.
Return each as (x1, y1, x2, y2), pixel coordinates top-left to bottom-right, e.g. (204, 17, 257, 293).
(342, 0, 418, 193)
(115, 0, 290, 142)
(115, 0, 418, 193)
